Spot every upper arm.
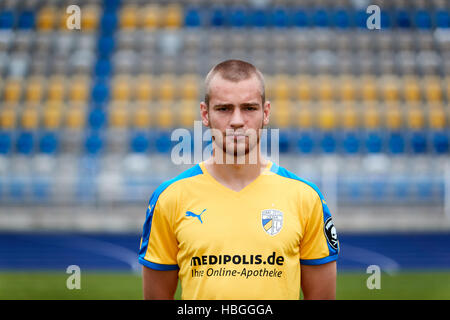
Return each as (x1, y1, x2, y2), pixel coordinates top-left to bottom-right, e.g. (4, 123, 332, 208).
(301, 261, 336, 300)
(142, 266, 178, 300)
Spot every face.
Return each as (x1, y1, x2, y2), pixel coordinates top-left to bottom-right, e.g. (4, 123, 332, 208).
(200, 74, 270, 159)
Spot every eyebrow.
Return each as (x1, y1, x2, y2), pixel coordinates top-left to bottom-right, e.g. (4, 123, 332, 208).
(213, 102, 260, 108)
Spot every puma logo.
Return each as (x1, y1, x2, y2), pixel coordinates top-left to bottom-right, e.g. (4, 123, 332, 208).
(185, 209, 207, 224)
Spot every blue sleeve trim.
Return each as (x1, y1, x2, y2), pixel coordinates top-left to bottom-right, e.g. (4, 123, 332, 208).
(300, 254, 338, 266)
(270, 162, 340, 256)
(139, 164, 203, 259)
(139, 257, 179, 271)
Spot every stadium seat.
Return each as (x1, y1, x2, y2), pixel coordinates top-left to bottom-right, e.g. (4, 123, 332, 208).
(435, 9, 449, 28)
(365, 130, 384, 153)
(164, 4, 183, 29)
(292, 8, 309, 28)
(135, 75, 153, 101)
(414, 9, 432, 29)
(16, 131, 34, 155)
(25, 76, 45, 103)
(109, 105, 128, 129)
(43, 105, 62, 130)
(185, 6, 202, 28)
(0, 10, 15, 29)
(423, 76, 443, 103)
(3, 78, 22, 103)
(130, 131, 150, 153)
(431, 130, 449, 154)
(133, 104, 151, 129)
(37, 6, 56, 31)
(388, 131, 405, 154)
(18, 10, 35, 29)
(120, 5, 138, 30)
(91, 80, 110, 105)
(332, 8, 351, 29)
(112, 75, 132, 102)
(272, 7, 289, 28)
(65, 106, 86, 130)
(140, 4, 160, 29)
(0, 131, 12, 154)
(100, 10, 118, 35)
(312, 8, 330, 28)
(403, 76, 421, 102)
(39, 131, 59, 154)
(84, 131, 104, 155)
(395, 9, 412, 28)
(230, 7, 247, 28)
(88, 107, 107, 129)
(342, 130, 361, 154)
(297, 130, 315, 154)
(69, 76, 90, 103)
(0, 107, 16, 130)
(210, 6, 227, 27)
(410, 130, 427, 154)
(81, 4, 100, 31)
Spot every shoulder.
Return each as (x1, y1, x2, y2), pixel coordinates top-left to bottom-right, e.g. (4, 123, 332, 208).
(268, 162, 324, 202)
(148, 164, 204, 205)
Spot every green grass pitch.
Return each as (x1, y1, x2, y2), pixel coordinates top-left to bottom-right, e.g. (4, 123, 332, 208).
(1, 271, 450, 300)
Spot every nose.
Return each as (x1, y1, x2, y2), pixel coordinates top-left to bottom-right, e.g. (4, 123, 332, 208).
(229, 108, 245, 129)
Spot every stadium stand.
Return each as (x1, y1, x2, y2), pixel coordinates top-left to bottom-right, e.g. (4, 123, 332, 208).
(0, 0, 448, 207)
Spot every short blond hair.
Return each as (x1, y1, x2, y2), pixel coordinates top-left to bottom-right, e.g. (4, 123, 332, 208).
(204, 59, 265, 107)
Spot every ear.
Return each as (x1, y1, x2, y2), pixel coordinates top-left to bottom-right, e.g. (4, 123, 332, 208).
(200, 102, 209, 127)
(263, 100, 271, 126)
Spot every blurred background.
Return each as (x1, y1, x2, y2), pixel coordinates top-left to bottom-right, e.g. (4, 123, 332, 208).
(0, 0, 449, 299)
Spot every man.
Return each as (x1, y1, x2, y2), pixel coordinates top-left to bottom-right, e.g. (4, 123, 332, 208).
(139, 60, 339, 300)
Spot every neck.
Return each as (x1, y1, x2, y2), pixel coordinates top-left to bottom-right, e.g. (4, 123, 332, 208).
(204, 146, 269, 187)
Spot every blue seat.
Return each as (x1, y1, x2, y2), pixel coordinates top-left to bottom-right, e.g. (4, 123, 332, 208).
(354, 9, 368, 29)
(388, 131, 405, 154)
(272, 7, 289, 28)
(278, 130, 290, 153)
(84, 131, 104, 155)
(380, 11, 391, 28)
(32, 177, 50, 202)
(17, 10, 35, 29)
(88, 108, 107, 129)
(365, 131, 383, 153)
(103, 0, 121, 11)
(410, 130, 427, 154)
(435, 10, 449, 28)
(94, 58, 113, 78)
(0, 10, 15, 29)
(230, 7, 247, 28)
(185, 6, 201, 27)
(312, 8, 330, 27)
(297, 130, 314, 153)
(320, 131, 337, 153)
(39, 132, 59, 154)
(395, 9, 411, 28)
(100, 10, 118, 34)
(342, 131, 360, 154)
(414, 10, 432, 29)
(292, 8, 309, 27)
(130, 132, 149, 153)
(431, 130, 449, 154)
(210, 6, 227, 27)
(154, 130, 172, 153)
(333, 8, 351, 28)
(0, 131, 12, 154)
(97, 35, 115, 58)
(250, 8, 269, 28)
(16, 131, 34, 155)
(91, 80, 110, 105)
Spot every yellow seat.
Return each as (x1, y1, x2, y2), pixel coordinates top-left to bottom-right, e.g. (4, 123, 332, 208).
(21, 107, 39, 130)
(341, 104, 359, 129)
(43, 105, 62, 130)
(315, 75, 334, 102)
(112, 75, 133, 102)
(294, 75, 312, 102)
(406, 104, 424, 130)
(180, 74, 200, 100)
(296, 104, 313, 129)
(133, 103, 151, 128)
(164, 4, 182, 29)
(360, 75, 378, 102)
(380, 75, 400, 102)
(157, 103, 175, 129)
(37, 6, 57, 31)
(273, 75, 291, 100)
(135, 75, 153, 101)
(317, 103, 336, 130)
(69, 76, 90, 102)
(158, 74, 176, 101)
(403, 76, 421, 102)
(272, 100, 291, 128)
(0, 107, 17, 130)
(81, 4, 100, 31)
(25, 76, 45, 103)
(423, 76, 442, 103)
(363, 103, 381, 130)
(445, 76, 450, 102)
(178, 100, 197, 128)
(65, 106, 86, 129)
(140, 4, 161, 29)
(385, 103, 403, 130)
(3, 79, 22, 103)
(47, 75, 66, 102)
(109, 105, 128, 128)
(429, 105, 446, 130)
(120, 5, 138, 30)
(338, 75, 356, 102)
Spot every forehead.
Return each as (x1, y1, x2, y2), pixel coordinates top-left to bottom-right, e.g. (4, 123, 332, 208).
(208, 74, 263, 105)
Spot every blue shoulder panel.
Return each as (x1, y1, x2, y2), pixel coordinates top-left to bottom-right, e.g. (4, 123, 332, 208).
(138, 164, 203, 266)
(270, 162, 339, 258)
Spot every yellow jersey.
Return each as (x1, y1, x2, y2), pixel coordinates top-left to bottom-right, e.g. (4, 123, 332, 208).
(139, 160, 339, 300)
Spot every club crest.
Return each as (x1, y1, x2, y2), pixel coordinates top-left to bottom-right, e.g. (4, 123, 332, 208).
(261, 209, 283, 236)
